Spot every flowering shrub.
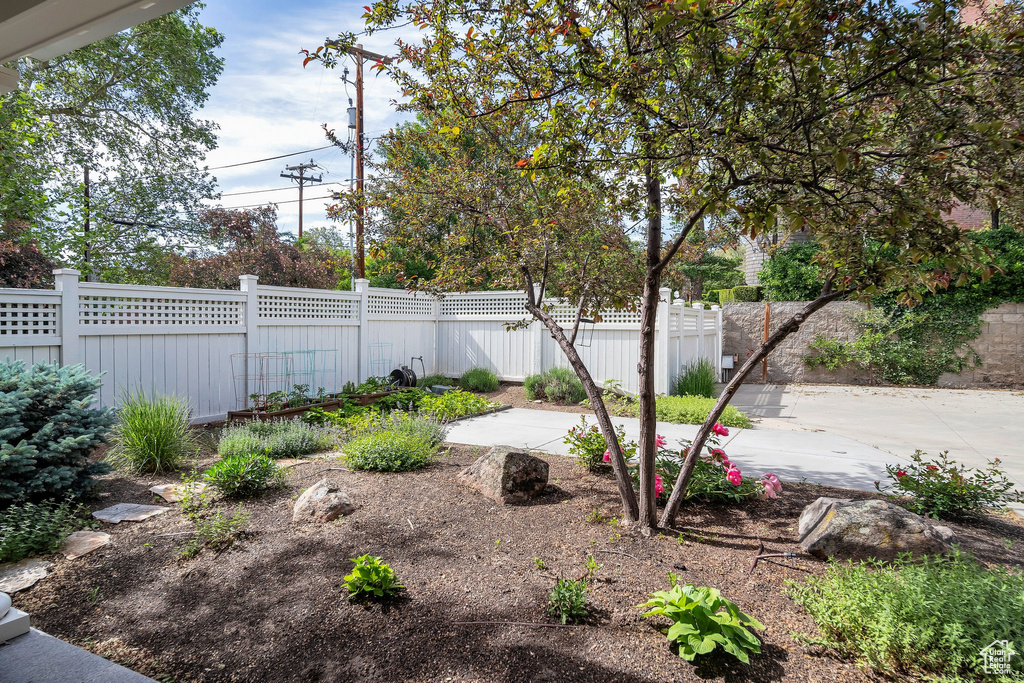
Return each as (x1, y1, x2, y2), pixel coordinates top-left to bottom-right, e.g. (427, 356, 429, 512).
(875, 450, 1022, 519)
(564, 415, 634, 472)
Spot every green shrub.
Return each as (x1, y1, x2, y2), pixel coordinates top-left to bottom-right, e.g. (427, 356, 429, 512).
(716, 288, 736, 305)
(417, 373, 450, 388)
(731, 285, 761, 302)
(343, 554, 404, 600)
(757, 242, 823, 301)
(524, 367, 587, 404)
(459, 366, 499, 392)
(786, 550, 1024, 680)
(639, 583, 764, 663)
(343, 423, 440, 472)
(875, 450, 1021, 519)
(548, 578, 589, 624)
(218, 419, 336, 460)
(419, 389, 496, 422)
(672, 358, 718, 399)
(105, 391, 199, 473)
(0, 498, 91, 562)
(613, 394, 751, 428)
(0, 360, 115, 505)
(203, 453, 285, 498)
(563, 415, 634, 472)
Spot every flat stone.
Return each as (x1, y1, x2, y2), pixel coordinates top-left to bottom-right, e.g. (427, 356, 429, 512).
(149, 482, 208, 503)
(292, 478, 355, 523)
(61, 531, 111, 560)
(0, 559, 51, 593)
(798, 497, 958, 561)
(276, 458, 310, 469)
(92, 503, 168, 524)
(457, 445, 549, 504)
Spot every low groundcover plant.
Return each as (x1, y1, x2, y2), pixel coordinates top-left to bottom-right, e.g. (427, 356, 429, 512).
(343, 554, 404, 599)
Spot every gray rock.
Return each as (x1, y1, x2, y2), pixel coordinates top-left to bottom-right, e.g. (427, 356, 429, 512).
(798, 497, 958, 561)
(292, 478, 356, 523)
(458, 446, 549, 504)
(61, 531, 111, 560)
(92, 503, 168, 524)
(0, 559, 51, 593)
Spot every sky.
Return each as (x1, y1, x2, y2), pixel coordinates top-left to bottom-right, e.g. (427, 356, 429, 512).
(193, 0, 414, 240)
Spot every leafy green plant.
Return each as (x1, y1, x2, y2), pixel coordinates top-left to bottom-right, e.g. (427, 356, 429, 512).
(0, 360, 115, 505)
(105, 391, 199, 473)
(875, 450, 1021, 519)
(672, 358, 718, 399)
(584, 555, 602, 579)
(548, 578, 589, 624)
(563, 415, 633, 472)
(343, 554, 404, 599)
(757, 241, 823, 301)
(343, 419, 441, 471)
(0, 499, 91, 562)
(731, 285, 761, 302)
(372, 388, 428, 412)
(202, 453, 285, 498)
(524, 367, 587, 404)
(459, 366, 499, 392)
(533, 557, 546, 570)
(179, 500, 249, 558)
(611, 394, 751, 428)
(786, 550, 1024, 680)
(218, 419, 337, 460)
(419, 389, 497, 422)
(639, 583, 764, 663)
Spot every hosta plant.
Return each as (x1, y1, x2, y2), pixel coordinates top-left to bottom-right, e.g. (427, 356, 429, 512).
(343, 554, 404, 600)
(639, 583, 764, 663)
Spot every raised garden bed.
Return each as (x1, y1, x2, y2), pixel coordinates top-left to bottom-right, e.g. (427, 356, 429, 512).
(226, 390, 407, 422)
(14, 446, 1024, 682)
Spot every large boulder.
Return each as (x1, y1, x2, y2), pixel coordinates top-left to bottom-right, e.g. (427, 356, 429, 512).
(458, 446, 549, 504)
(798, 497, 958, 561)
(293, 478, 356, 523)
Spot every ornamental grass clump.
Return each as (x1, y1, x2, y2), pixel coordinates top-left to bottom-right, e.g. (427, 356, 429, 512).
(218, 419, 337, 460)
(106, 391, 200, 473)
(524, 367, 587, 404)
(786, 550, 1024, 681)
(876, 450, 1022, 519)
(459, 366, 499, 392)
(672, 358, 718, 399)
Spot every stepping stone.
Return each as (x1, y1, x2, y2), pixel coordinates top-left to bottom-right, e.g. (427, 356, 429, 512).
(92, 503, 168, 524)
(61, 531, 111, 560)
(0, 559, 52, 593)
(276, 458, 310, 469)
(149, 482, 208, 503)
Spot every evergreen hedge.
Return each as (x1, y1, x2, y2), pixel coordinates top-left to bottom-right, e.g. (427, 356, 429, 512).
(0, 360, 114, 506)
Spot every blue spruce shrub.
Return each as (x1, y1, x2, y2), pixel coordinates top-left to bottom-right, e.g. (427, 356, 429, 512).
(0, 360, 115, 506)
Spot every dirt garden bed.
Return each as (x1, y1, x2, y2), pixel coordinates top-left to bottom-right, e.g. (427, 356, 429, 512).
(15, 446, 1024, 682)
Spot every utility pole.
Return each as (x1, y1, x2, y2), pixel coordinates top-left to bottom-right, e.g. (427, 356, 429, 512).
(325, 41, 390, 278)
(83, 165, 90, 268)
(280, 159, 322, 238)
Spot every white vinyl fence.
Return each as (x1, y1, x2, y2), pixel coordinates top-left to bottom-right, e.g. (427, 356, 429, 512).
(0, 270, 722, 422)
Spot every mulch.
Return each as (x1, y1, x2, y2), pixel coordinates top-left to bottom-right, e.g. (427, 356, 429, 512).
(14, 444, 1024, 683)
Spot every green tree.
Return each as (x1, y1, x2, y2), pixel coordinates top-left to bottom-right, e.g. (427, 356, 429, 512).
(0, 6, 224, 280)
(311, 0, 1024, 529)
(757, 242, 823, 302)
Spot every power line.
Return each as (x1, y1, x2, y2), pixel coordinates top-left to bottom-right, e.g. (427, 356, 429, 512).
(219, 185, 297, 197)
(212, 193, 342, 211)
(204, 145, 336, 171)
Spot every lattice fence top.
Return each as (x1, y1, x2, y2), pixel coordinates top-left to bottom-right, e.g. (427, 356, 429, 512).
(549, 303, 642, 325)
(258, 293, 358, 321)
(439, 294, 529, 318)
(79, 293, 244, 327)
(367, 292, 434, 317)
(0, 293, 60, 337)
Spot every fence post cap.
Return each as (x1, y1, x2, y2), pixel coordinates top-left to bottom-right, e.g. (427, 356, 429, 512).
(238, 274, 259, 282)
(52, 268, 80, 276)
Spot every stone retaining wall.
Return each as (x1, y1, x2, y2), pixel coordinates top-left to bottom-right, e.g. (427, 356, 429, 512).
(722, 301, 1024, 388)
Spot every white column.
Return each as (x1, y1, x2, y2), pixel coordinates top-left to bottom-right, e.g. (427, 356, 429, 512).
(354, 278, 370, 381)
(694, 302, 705, 362)
(530, 286, 544, 377)
(239, 274, 259, 402)
(711, 305, 723, 376)
(53, 269, 80, 366)
(656, 287, 672, 394)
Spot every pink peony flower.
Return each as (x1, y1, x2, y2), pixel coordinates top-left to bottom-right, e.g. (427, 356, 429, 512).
(726, 467, 742, 486)
(763, 472, 782, 493)
(896, 470, 907, 478)
(712, 424, 729, 437)
(655, 435, 668, 448)
(603, 450, 611, 463)
(761, 483, 777, 499)
(655, 474, 665, 496)
(721, 458, 733, 469)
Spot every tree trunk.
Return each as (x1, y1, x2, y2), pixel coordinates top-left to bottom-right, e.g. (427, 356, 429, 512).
(636, 162, 663, 531)
(657, 291, 844, 528)
(525, 300, 640, 522)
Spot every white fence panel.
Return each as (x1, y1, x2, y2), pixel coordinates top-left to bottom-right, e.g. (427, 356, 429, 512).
(0, 276, 723, 420)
